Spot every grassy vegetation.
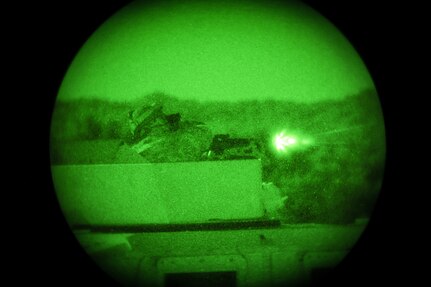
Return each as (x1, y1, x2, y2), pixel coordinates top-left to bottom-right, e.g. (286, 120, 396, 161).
(50, 90, 385, 224)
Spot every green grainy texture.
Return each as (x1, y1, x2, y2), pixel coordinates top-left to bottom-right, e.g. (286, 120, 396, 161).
(77, 223, 366, 286)
(51, 90, 385, 224)
(58, 0, 374, 103)
(52, 160, 265, 225)
(50, 0, 385, 286)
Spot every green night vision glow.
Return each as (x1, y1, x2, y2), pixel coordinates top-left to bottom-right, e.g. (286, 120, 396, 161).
(49, 0, 386, 286)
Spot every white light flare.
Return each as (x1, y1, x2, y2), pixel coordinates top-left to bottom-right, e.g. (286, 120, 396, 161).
(274, 131, 297, 152)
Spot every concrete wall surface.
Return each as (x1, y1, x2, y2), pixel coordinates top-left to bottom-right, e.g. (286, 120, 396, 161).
(52, 160, 265, 225)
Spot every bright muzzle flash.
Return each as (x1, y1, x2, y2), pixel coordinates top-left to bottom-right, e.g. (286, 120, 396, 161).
(274, 131, 297, 151)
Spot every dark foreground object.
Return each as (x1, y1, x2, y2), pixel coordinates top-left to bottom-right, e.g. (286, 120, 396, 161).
(73, 219, 281, 233)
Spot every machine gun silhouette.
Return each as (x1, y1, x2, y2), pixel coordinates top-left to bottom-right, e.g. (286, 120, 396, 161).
(127, 102, 261, 160)
(205, 134, 261, 160)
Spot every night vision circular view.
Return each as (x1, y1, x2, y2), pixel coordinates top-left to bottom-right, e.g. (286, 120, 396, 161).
(50, 0, 385, 286)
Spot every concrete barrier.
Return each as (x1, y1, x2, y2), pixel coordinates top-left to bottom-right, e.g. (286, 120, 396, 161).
(51, 160, 265, 225)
